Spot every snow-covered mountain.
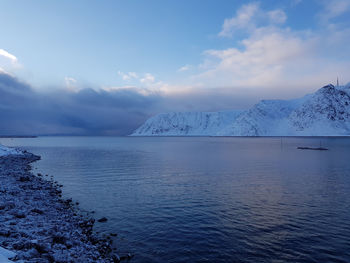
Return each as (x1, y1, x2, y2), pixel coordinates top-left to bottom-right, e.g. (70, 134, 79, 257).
(131, 110, 243, 136)
(131, 84, 350, 136)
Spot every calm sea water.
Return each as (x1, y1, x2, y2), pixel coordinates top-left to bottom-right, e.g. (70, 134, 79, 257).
(2, 136, 350, 263)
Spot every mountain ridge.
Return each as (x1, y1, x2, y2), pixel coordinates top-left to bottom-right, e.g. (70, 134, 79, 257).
(131, 84, 350, 136)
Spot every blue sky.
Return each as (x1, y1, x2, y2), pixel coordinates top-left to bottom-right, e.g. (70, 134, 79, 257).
(1, 0, 349, 90)
(0, 0, 350, 135)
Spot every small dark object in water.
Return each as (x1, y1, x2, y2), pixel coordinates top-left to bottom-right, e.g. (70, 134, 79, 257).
(297, 147, 328, 151)
(98, 217, 108, 223)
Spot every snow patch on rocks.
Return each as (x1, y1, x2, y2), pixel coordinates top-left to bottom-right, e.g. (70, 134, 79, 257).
(0, 145, 22, 157)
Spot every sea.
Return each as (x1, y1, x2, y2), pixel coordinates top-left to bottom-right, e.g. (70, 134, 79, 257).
(2, 136, 350, 263)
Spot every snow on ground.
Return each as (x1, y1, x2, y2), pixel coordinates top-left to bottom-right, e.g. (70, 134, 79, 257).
(0, 144, 22, 156)
(0, 246, 15, 263)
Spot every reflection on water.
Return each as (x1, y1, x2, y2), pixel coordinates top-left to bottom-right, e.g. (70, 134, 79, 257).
(2, 136, 350, 262)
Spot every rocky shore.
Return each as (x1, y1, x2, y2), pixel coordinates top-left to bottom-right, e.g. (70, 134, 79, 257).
(0, 151, 125, 262)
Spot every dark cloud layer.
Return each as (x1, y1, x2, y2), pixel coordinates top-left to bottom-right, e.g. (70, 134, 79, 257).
(1, 72, 305, 136)
(0, 73, 162, 135)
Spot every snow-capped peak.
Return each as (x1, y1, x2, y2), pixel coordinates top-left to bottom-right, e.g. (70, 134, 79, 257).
(131, 84, 350, 136)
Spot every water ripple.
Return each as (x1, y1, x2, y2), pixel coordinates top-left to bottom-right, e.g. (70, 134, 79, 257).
(4, 136, 350, 263)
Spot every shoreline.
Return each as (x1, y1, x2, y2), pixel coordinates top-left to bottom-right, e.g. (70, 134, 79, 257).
(0, 152, 125, 262)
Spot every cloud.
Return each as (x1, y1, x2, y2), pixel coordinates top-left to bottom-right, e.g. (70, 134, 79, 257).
(267, 10, 287, 24)
(193, 2, 350, 90)
(0, 49, 21, 72)
(218, 3, 287, 37)
(178, 65, 192, 72)
(0, 71, 163, 135)
(140, 73, 155, 85)
(118, 71, 158, 87)
(219, 2, 259, 37)
(117, 71, 138, 81)
(319, 0, 350, 23)
(0, 49, 18, 64)
(64, 77, 79, 92)
(0, 71, 273, 136)
(198, 28, 314, 87)
(291, 0, 302, 6)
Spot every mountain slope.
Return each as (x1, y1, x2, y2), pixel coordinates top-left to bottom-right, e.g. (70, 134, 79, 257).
(131, 84, 350, 136)
(288, 84, 350, 135)
(132, 110, 242, 136)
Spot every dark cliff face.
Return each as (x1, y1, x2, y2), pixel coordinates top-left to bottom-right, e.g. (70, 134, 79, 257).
(290, 85, 350, 131)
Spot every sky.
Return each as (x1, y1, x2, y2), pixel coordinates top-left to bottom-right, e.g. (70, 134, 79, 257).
(1, 0, 350, 135)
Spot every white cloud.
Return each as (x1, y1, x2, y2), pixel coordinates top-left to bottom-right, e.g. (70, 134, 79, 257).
(0, 49, 21, 72)
(192, 2, 350, 91)
(117, 71, 164, 89)
(64, 77, 80, 92)
(267, 10, 287, 24)
(198, 28, 315, 87)
(219, 2, 259, 37)
(218, 3, 287, 38)
(178, 65, 192, 72)
(117, 71, 138, 81)
(0, 49, 18, 63)
(320, 0, 350, 23)
(128, 72, 138, 79)
(140, 73, 155, 84)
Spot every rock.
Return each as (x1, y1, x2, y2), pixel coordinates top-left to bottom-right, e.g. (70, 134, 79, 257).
(0, 152, 117, 262)
(52, 234, 67, 245)
(0, 230, 10, 237)
(19, 176, 31, 182)
(64, 198, 73, 205)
